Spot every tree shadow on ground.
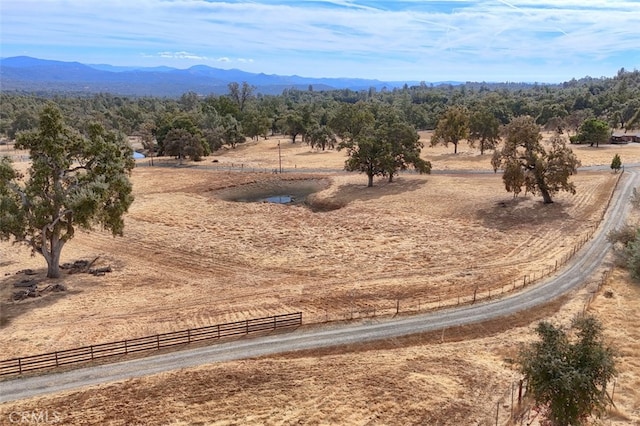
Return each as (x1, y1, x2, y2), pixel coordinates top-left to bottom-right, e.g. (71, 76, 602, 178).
(475, 196, 571, 231)
(0, 260, 104, 329)
(307, 176, 428, 212)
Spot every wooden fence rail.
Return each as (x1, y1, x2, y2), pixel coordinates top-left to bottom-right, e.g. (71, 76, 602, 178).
(0, 312, 302, 377)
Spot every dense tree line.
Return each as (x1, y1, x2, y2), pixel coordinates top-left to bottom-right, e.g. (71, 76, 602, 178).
(2, 68, 638, 146)
(1, 69, 637, 189)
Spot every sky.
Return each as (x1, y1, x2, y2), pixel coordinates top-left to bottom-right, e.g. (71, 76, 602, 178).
(1, 0, 639, 83)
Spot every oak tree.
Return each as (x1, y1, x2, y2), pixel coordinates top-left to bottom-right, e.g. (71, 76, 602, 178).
(468, 108, 500, 155)
(518, 316, 617, 426)
(163, 128, 204, 163)
(307, 125, 337, 151)
(0, 105, 134, 278)
(573, 118, 610, 147)
(338, 106, 430, 187)
(491, 116, 580, 204)
(430, 105, 469, 154)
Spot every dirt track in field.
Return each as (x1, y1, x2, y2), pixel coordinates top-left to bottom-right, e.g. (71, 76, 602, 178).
(0, 136, 639, 425)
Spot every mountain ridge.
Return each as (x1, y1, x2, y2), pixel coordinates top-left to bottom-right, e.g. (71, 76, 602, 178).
(0, 56, 441, 97)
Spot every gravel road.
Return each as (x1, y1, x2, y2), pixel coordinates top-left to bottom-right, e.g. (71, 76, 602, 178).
(1, 168, 638, 404)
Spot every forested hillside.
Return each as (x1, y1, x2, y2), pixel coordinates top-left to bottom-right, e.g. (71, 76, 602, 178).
(2, 68, 639, 155)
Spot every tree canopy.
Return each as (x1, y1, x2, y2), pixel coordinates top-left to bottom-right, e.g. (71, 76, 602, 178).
(337, 104, 430, 187)
(517, 316, 617, 426)
(0, 105, 134, 278)
(610, 154, 622, 173)
(2, 68, 639, 165)
(491, 116, 581, 204)
(468, 107, 500, 155)
(163, 128, 204, 162)
(572, 118, 611, 147)
(430, 105, 469, 154)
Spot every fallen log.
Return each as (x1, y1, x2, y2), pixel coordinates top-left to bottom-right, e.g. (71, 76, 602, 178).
(12, 288, 39, 301)
(89, 266, 112, 276)
(14, 280, 36, 288)
(41, 283, 66, 293)
(62, 256, 99, 274)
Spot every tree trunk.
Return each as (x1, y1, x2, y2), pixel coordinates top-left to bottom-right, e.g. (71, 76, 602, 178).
(388, 173, 394, 183)
(454, 141, 458, 154)
(41, 232, 65, 278)
(367, 173, 374, 187)
(540, 185, 553, 204)
(46, 248, 62, 278)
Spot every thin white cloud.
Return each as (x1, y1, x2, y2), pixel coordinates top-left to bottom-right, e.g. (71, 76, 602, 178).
(158, 51, 209, 60)
(0, 0, 638, 81)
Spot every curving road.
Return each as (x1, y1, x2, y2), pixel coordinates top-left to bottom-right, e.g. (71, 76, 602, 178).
(1, 168, 638, 404)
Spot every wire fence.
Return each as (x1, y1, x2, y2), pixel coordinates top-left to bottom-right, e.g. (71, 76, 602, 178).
(304, 167, 624, 326)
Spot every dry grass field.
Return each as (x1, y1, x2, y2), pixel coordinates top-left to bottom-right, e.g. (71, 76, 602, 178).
(1, 134, 639, 424)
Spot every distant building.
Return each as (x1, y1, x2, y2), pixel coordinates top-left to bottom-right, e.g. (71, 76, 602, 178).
(611, 131, 640, 144)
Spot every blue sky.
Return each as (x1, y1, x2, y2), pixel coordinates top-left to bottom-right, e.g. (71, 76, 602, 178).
(1, 0, 639, 82)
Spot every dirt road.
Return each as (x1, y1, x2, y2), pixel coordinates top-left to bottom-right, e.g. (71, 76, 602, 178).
(1, 168, 638, 404)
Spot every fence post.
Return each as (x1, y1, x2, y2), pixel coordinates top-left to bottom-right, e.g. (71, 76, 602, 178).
(157, 334, 160, 349)
(55, 352, 59, 367)
(273, 315, 277, 330)
(124, 340, 128, 355)
(187, 329, 191, 344)
(511, 382, 514, 418)
(246, 320, 249, 335)
(611, 379, 617, 403)
(518, 379, 523, 405)
(90, 345, 94, 360)
(472, 288, 477, 304)
(495, 401, 499, 426)
(396, 299, 400, 314)
(217, 324, 220, 339)
(18, 358, 22, 374)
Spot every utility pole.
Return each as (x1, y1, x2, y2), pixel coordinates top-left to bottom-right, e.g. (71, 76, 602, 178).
(278, 141, 282, 173)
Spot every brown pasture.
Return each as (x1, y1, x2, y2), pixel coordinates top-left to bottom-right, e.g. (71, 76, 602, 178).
(0, 135, 639, 424)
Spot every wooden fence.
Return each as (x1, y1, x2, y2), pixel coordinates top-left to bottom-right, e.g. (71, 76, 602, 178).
(0, 312, 302, 377)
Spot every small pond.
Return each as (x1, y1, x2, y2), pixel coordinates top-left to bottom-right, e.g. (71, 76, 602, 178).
(263, 195, 295, 204)
(216, 179, 329, 207)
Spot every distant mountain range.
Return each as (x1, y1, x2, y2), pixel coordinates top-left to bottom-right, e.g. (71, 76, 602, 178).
(0, 56, 451, 97)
